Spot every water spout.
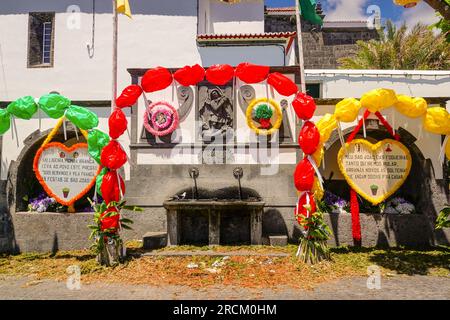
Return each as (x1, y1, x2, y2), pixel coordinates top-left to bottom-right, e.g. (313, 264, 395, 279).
(233, 167, 244, 200)
(189, 167, 199, 200)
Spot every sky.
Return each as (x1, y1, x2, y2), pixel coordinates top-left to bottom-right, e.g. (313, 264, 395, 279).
(265, 0, 440, 28)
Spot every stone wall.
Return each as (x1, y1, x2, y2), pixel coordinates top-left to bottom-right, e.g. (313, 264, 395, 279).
(7, 209, 450, 253)
(264, 15, 379, 69)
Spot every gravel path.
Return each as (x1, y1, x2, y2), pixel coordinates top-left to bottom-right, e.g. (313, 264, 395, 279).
(0, 275, 448, 300)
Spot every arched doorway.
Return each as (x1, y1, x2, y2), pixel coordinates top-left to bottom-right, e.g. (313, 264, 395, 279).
(7, 124, 96, 214)
(320, 122, 449, 246)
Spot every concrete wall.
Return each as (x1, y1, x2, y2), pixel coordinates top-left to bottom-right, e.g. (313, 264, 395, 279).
(199, 0, 264, 35)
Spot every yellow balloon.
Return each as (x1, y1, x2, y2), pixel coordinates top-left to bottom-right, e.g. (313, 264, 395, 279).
(335, 98, 361, 123)
(445, 137, 450, 160)
(312, 177, 324, 201)
(316, 113, 337, 143)
(423, 107, 450, 135)
(394, 95, 427, 118)
(311, 143, 324, 167)
(360, 88, 398, 113)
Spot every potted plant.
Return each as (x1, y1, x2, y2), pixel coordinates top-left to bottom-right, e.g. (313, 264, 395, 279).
(370, 184, 379, 196)
(296, 205, 332, 264)
(88, 199, 142, 266)
(254, 104, 273, 129)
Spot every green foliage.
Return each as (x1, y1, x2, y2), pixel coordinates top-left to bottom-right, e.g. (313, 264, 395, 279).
(299, 211, 332, 241)
(87, 198, 142, 256)
(431, 14, 450, 43)
(255, 104, 273, 120)
(436, 207, 450, 229)
(297, 211, 332, 264)
(340, 20, 450, 70)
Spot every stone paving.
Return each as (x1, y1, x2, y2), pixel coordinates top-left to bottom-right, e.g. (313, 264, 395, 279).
(0, 275, 448, 300)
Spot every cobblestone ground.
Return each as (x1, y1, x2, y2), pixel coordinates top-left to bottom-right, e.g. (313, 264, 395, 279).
(0, 275, 448, 300)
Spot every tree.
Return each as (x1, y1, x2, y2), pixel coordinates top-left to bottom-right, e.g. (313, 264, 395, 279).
(424, 0, 450, 21)
(339, 20, 450, 70)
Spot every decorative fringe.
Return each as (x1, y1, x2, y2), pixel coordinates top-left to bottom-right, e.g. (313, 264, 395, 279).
(350, 188, 362, 245)
(337, 121, 345, 147)
(307, 155, 324, 191)
(41, 117, 65, 147)
(361, 114, 367, 138)
(296, 238, 330, 264)
(439, 135, 449, 164)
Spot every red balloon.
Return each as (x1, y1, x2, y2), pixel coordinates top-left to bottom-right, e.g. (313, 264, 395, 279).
(294, 158, 315, 192)
(100, 140, 127, 170)
(295, 192, 316, 226)
(235, 63, 270, 84)
(299, 121, 320, 155)
(116, 85, 142, 108)
(100, 207, 120, 232)
(205, 64, 234, 85)
(109, 108, 128, 139)
(174, 64, 205, 86)
(267, 72, 298, 96)
(292, 92, 316, 120)
(101, 171, 126, 204)
(141, 67, 173, 93)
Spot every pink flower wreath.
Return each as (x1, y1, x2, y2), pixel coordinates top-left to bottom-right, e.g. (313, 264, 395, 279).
(143, 101, 179, 137)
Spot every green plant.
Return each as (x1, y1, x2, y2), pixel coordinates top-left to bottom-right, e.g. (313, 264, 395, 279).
(255, 104, 273, 120)
(339, 20, 450, 70)
(436, 207, 450, 229)
(296, 210, 332, 264)
(431, 14, 450, 43)
(87, 199, 142, 260)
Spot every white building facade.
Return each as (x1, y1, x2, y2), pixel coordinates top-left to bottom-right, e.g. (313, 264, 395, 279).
(0, 0, 449, 252)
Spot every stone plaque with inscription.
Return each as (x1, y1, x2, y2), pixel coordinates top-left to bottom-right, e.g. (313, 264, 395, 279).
(338, 139, 412, 205)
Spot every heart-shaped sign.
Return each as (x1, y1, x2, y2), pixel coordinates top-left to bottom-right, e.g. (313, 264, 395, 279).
(33, 142, 101, 206)
(338, 139, 412, 205)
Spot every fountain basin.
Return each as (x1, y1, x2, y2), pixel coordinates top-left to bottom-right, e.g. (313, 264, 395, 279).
(163, 199, 265, 246)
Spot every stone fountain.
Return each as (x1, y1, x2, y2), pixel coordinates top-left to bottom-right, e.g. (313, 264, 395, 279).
(163, 167, 265, 246)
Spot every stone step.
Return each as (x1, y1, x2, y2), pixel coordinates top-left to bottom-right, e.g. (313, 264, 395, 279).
(268, 235, 288, 247)
(143, 232, 167, 250)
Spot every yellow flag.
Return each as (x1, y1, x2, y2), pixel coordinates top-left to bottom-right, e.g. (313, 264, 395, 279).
(117, 0, 132, 18)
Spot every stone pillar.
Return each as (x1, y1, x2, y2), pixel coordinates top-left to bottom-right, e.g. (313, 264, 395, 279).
(250, 208, 263, 245)
(209, 209, 220, 246)
(166, 209, 179, 246)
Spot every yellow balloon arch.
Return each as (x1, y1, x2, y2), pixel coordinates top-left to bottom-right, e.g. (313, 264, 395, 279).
(312, 88, 450, 199)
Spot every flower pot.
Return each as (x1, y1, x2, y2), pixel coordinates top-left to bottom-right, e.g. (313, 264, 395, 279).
(258, 118, 271, 129)
(96, 237, 125, 266)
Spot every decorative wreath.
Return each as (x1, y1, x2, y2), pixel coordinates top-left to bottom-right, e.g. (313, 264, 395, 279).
(143, 101, 179, 137)
(246, 98, 283, 136)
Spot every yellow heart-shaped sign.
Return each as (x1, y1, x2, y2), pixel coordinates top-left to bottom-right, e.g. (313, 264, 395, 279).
(338, 139, 412, 205)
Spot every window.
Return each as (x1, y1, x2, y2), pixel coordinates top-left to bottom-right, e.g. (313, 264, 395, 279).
(28, 12, 55, 68)
(306, 83, 321, 99)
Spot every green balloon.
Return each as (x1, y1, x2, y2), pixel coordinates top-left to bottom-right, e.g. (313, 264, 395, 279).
(96, 167, 108, 197)
(0, 109, 11, 135)
(38, 94, 71, 119)
(65, 105, 99, 130)
(88, 129, 110, 164)
(6, 96, 38, 120)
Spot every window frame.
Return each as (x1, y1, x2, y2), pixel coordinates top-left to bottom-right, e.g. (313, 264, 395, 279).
(27, 12, 55, 69)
